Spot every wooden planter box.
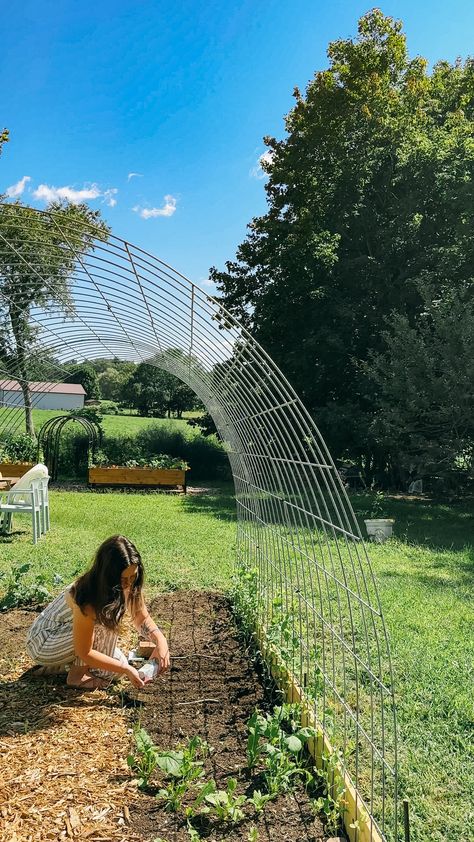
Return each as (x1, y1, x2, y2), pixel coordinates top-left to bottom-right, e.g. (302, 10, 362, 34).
(0, 461, 34, 478)
(88, 466, 187, 492)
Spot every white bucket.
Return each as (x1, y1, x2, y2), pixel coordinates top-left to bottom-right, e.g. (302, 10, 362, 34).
(364, 518, 394, 543)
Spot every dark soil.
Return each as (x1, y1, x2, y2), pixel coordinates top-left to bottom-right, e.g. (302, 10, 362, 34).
(132, 590, 333, 842)
(0, 593, 339, 842)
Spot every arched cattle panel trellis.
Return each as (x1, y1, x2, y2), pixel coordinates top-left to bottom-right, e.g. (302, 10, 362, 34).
(0, 205, 398, 841)
(37, 414, 102, 481)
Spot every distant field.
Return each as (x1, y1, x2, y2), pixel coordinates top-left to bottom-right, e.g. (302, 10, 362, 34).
(0, 407, 199, 438)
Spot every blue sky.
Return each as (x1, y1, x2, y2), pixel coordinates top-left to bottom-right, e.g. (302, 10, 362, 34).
(2, 1, 473, 289)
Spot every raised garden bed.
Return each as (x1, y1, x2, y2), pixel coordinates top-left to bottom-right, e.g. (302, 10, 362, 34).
(0, 461, 34, 478)
(88, 466, 188, 492)
(0, 592, 339, 841)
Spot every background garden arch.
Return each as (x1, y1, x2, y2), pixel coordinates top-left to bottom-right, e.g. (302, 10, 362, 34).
(0, 205, 398, 842)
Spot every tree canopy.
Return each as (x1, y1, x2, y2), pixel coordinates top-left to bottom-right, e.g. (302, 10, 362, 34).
(63, 363, 101, 400)
(125, 361, 197, 417)
(0, 201, 109, 436)
(210, 10, 474, 486)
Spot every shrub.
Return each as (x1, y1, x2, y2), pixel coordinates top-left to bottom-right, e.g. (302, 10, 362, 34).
(50, 422, 231, 481)
(99, 400, 119, 415)
(0, 432, 37, 463)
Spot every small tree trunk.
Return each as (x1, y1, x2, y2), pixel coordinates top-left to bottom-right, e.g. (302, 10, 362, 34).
(20, 380, 35, 438)
(10, 311, 36, 440)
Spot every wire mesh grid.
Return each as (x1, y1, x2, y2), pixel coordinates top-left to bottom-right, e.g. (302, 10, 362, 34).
(0, 204, 398, 840)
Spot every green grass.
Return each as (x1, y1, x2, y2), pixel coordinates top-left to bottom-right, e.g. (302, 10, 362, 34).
(0, 407, 197, 438)
(0, 486, 472, 841)
(0, 484, 236, 591)
(349, 493, 474, 842)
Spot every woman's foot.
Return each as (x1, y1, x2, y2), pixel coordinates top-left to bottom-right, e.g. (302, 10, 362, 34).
(66, 666, 108, 690)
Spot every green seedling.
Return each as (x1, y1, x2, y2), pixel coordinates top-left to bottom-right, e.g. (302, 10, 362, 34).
(184, 779, 217, 819)
(156, 736, 209, 813)
(127, 725, 158, 789)
(246, 709, 267, 769)
(248, 789, 272, 814)
(186, 821, 202, 841)
(267, 606, 300, 665)
(247, 827, 259, 842)
(311, 750, 347, 834)
(263, 742, 305, 796)
(245, 704, 318, 800)
(203, 777, 247, 823)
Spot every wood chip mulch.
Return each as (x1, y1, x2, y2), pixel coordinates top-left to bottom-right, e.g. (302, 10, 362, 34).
(0, 609, 141, 842)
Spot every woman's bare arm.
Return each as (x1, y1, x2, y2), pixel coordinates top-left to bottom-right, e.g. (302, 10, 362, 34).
(130, 595, 170, 673)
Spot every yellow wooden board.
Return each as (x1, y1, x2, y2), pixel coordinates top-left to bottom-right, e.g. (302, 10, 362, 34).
(88, 466, 186, 486)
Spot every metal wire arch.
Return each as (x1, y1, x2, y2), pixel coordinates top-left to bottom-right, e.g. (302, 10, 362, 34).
(0, 204, 398, 841)
(37, 414, 102, 481)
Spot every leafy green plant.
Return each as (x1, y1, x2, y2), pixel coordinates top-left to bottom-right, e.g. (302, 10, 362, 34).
(0, 432, 37, 463)
(245, 704, 317, 799)
(186, 821, 202, 841)
(69, 406, 103, 424)
(155, 736, 209, 813)
(231, 565, 261, 641)
(202, 777, 247, 823)
(127, 725, 159, 789)
(247, 827, 259, 842)
(247, 789, 272, 814)
(311, 750, 347, 834)
(0, 563, 51, 610)
(184, 779, 217, 819)
(246, 709, 267, 769)
(91, 452, 189, 470)
(364, 490, 387, 519)
(267, 600, 300, 664)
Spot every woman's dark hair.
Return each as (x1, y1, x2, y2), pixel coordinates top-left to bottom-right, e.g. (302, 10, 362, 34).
(72, 535, 144, 629)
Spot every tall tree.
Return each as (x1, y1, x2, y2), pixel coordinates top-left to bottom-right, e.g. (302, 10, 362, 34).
(0, 202, 109, 436)
(98, 363, 136, 401)
(365, 285, 474, 488)
(125, 361, 197, 417)
(210, 10, 474, 476)
(63, 363, 101, 400)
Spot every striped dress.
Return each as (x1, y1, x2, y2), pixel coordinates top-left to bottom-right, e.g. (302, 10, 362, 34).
(26, 587, 128, 678)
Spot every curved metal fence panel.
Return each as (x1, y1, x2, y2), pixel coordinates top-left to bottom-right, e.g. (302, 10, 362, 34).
(0, 204, 398, 840)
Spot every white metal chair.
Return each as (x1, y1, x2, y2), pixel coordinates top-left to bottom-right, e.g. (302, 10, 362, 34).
(38, 475, 50, 534)
(0, 464, 49, 544)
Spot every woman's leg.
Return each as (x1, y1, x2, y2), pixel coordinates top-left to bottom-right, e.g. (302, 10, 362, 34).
(67, 624, 127, 689)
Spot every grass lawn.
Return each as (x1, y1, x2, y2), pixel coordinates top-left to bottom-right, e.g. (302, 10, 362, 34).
(0, 485, 472, 841)
(350, 493, 474, 842)
(0, 407, 197, 438)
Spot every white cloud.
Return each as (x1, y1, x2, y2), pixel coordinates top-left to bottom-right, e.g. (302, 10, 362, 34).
(5, 175, 31, 198)
(127, 172, 143, 181)
(133, 195, 177, 219)
(199, 277, 216, 289)
(32, 182, 118, 207)
(103, 188, 118, 207)
(33, 183, 102, 204)
(250, 150, 274, 179)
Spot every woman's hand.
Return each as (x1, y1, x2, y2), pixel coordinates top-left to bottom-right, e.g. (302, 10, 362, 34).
(125, 665, 145, 689)
(151, 638, 170, 674)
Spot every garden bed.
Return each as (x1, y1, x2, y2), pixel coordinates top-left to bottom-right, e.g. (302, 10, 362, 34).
(0, 591, 336, 842)
(88, 466, 187, 492)
(0, 461, 34, 477)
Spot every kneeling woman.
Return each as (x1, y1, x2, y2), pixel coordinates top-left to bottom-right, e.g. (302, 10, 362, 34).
(26, 535, 170, 690)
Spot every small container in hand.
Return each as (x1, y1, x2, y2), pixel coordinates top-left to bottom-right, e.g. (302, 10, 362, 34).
(138, 659, 160, 683)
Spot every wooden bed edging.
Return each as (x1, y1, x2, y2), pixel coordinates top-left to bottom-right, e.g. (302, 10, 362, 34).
(88, 466, 187, 492)
(0, 461, 34, 477)
(255, 627, 384, 842)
